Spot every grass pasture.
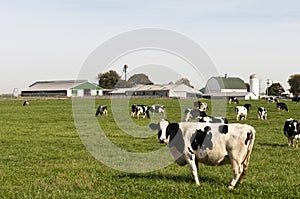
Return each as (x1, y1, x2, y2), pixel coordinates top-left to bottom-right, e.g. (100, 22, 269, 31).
(1, 97, 300, 198)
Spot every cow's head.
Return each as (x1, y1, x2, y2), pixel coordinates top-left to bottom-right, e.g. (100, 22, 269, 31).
(149, 119, 179, 144)
(285, 119, 299, 135)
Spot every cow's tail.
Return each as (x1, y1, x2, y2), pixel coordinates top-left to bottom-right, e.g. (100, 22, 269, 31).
(239, 126, 256, 184)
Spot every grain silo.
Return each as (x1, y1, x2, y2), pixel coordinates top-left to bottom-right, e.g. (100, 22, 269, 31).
(249, 74, 260, 99)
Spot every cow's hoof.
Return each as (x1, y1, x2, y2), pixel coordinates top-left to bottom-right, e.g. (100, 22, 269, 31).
(228, 185, 235, 190)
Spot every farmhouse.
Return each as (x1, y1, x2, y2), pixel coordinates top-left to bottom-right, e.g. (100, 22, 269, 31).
(110, 83, 202, 99)
(21, 80, 103, 97)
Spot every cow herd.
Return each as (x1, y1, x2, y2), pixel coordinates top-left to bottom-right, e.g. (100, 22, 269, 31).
(94, 97, 299, 189)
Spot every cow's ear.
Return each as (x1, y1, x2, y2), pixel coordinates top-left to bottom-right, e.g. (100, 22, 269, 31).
(218, 125, 228, 134)
(149, 123, 159, 130)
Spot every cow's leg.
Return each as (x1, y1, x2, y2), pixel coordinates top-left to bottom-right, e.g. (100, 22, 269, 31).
(186, 148, 200, 185)
(229, 160, 243, 190)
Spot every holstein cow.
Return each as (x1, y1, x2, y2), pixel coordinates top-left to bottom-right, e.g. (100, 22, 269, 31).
(149, 105, 165, 118)
(235, 106, 248, 121)
(283, 118, 300, 147)
(23, 100, 29, 106)
(276, 102, 289, 112)
(267, 96, 278, 103)
(131, 104, 150, 119)
(228, 97, 239, 104)
(95, 105, 108, 117)
(292, 96, 300, 103)
(149, 119, 256, 189)
(194, 101, 209, 111)
(184, 108, 207, 122)
(257, 107, 267, 120)
(199, 116, 228, 124)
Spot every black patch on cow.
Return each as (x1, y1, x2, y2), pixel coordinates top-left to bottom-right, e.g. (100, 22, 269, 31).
(245, 132, 253, 145)
(191, 126, 211, 151)
(166, 123, 179, 142)
(218, 125, 228, 134)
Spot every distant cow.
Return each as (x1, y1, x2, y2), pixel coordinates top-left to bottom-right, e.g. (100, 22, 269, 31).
(244, 104, 252, 113)
(184, 108, 207, 122)
(229, 97, 239, 104)
(267, 96, 278, 103)
(131, 104, 150, 119)
(235, 106, 248, 121)
(23, 100, 29, 106)
(283, 118, 300, 147)
(258, 107, 267, 120)
(194, 101, 209, 111)
(95, 105, 108, 117)
(149, 105, 165, 118)
(199, 116, 228, 124)
(149, 119, 256, 189)
(292, 97, 300, 103)
(276, 102, 288, 111)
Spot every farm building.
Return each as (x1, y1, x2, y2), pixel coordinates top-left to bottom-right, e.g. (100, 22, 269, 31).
(110, 83, 202, 99)
(21, 80, 103, 97)
(203, 75, 251, 99)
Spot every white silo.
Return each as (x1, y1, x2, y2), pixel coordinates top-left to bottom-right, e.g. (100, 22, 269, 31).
(249, 74, 260, 99)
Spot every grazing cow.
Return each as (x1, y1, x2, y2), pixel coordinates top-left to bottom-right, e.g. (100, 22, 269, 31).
(194, 101, 209, 111)
(283, 118, 300, 147)
(131, 104, 150, 118)
(276, 102, 289, 111)
(257, 107, 267, 120)
(228, 97, 239, 104)
(23, 100, 29, 106)
(199, 116, 228, 124)
(235, 106, 248, 121)
(184, 108, 207, 122)
(267, 96, 278, 103)
(149, 119, 256, 189)
(292, 96, 300, 103)
(244, 104, 252, 113)
(149, 105, 165, 118)
(95, 105, 108, 117)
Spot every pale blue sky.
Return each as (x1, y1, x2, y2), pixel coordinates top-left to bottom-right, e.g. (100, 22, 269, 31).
(1, 0, 299, 94)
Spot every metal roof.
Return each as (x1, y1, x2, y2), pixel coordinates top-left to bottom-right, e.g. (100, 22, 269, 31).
(211, 77, 247, 90)
(22, 80, 87, 91)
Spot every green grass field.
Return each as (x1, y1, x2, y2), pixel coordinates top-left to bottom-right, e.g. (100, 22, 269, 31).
(1, 97, 300, 198)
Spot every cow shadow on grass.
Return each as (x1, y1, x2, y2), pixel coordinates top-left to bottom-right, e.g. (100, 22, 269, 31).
(258, 142, 286, 148)
(115, 173, 225, 186)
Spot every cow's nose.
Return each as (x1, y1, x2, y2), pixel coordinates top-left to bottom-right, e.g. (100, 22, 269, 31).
(159, 139, 165, 143)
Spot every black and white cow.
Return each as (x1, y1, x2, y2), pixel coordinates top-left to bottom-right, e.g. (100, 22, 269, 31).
(292, 96, 300, 103)
(243, 104, 252, 113)
(23, 100, 29, 106)
(199, 116, 228, 124)
(283, 118, 300, 147)
(149, 105, 165, 118)
(229, 97, 239, 104)
(235, 106, 248, 121)
(95, 105, 108, 117)
(257, 107, 267, 120)
(276, 102, 289, 111)
(267, 96, 278, 103)
(131, 104, 150, 119)
(194, 101, 209, 111)
(149, 119, 256, 189)
(184, 108, 207, 122)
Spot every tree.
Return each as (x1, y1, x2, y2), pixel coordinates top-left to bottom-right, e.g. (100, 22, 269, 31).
(127, 73, 153, 85)
(175, 77, 193, 88)
(288, 74, 300, 96)
(98, 70, 121, 89)
(266, 82, 285, 96)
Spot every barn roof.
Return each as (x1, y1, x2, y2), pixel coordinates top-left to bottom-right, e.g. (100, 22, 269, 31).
(212, 77, 247, 90)
(22, 80, 102, 91)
